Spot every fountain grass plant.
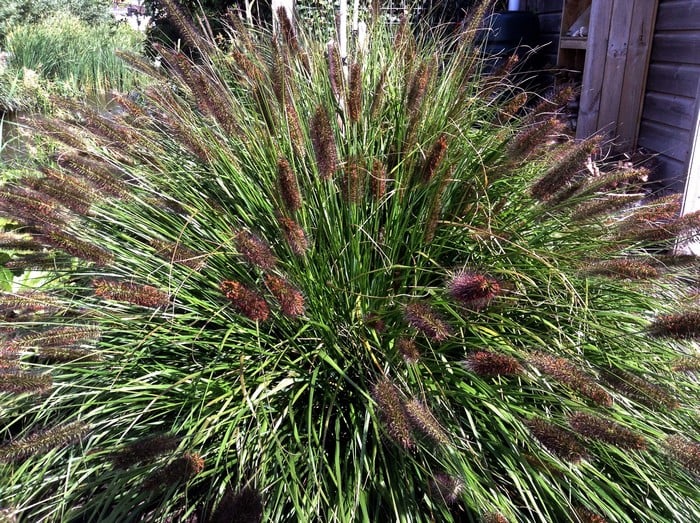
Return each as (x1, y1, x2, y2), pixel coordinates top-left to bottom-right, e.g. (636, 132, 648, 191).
(1, 1, 700, 521)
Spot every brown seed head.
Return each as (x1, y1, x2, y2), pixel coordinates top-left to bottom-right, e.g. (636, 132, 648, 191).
(568, 412, 646, 450)
(651, 311, 700, 339)
(525, 417, 587, 463)
(311, 105, 338, 181)
(111, 433, 181, 469)
(265, 274, 305, 318)
(529, 352, 612, 406)
(405, 399, 449, 445)
(583, 259, 660, 280)
(94, 280, 170, 308)
(404, 302, 451, 342)
(396, 338, 421, 363)
(372, 378, 414, 449)
(0, 421, 88, 463)
(220, 280, 270, 322)
(277, 157, 302, 213)
(664, 435, 700, 475)
(278, 215, 308, 256)
(448, 270, 501, 310)
(464, 351, 522, 377)
(235, 230, 277, 270)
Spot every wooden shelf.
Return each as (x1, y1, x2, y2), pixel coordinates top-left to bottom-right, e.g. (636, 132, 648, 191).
(559, 36, 587, 50)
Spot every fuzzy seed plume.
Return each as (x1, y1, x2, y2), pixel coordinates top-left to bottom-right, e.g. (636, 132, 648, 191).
(0, 371, 52, 395)
(573, 507, 608, 523)
(372, 379, 414, 449)
(221, 280, 270, 322)
(277, 157, 302, 213)
(234, 230, 277, 270)
(210, 485, 264, 523)
(94, 280, 170, 308)
(420, 134, 448, 183)
(568, 412, 646, 450)
(278, 215, 308, 256)
(310, 105, 338, 180)
(0, 421, 88, 463)
(465, 351, 522, 377)
(531, 136, 602, 201)
(602, 369, 678, 410)
(428, 472, 464, 505)
(529, 352, 612, 406)
(525, 418, 587, 463)
(265, 274, 305, 318)
(651, 310, 700, 338)
(111, 434, 181, 469)
(448, 270, 501, 310)
(348, 61, 363, 123)
(396, 337, 421, 363)
(144, 452, 205, 490)
(404, 302, 451, 342)
(664, 435, 700, 475)
(405, 399, 449, 445)
(583, 259, 660, 280)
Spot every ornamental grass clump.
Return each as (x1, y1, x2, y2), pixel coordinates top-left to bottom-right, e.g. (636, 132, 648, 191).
(1, 3, 700, 521)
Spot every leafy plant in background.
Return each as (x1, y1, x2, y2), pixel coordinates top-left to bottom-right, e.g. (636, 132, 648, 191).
(0, 0, 112, 43)
(1, 1, 700, 521)
(3, 13, 147, 97)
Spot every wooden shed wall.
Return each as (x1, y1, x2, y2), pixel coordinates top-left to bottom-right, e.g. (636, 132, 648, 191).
(523, 0, 564, 67)
(637, 0, 700, 192)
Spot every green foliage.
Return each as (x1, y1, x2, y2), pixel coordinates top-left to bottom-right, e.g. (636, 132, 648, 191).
(0, 0, 112, 43)
(1, 4, 700, 522)
(3, 13, 146, 96)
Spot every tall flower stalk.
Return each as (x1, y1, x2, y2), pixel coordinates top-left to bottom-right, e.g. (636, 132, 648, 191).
(1, 4, 699, 522)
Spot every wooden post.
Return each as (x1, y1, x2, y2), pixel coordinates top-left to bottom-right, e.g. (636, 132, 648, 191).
(576, 0, 657, 151)
(678, 76, 700, 253)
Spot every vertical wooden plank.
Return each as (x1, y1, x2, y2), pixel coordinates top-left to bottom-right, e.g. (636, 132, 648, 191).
(677, 79, 700, 253)
(576, 0, 613, 139)
(594, 0, 634, 142)
(617, 0, 657, 150)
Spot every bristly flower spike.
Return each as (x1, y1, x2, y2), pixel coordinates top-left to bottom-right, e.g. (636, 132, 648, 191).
(265, 274, 305, 318)
(651, 311, 700, 338)
(404, 302, 451, 342)
(529, 352, 612, 406)
(0, 422, 88, 463)
(664, 435, 700, 475)
(525, 417, 587, 463)
(372, 379, 414, 449)
(448, 270, 501, 310)
(210, 485, 264, 523)
(404, 399, 449, 445)
(531, 135, 602, 201)
(277, 157, 302, 213)
(234, 230, 277, 270)
(278, 215, 308, 256)
(310, 105, 338, 180)
(326, 42, 344, 103)
(583, 259, 660, 280)
(94, 280, 170, 308)
(0, 371, 53, 395)
(568, 412, 646, 450)
(396, 337, 420, 363)
(111, 433, 181, 469)
(464, 351, 523, 377)
(348, 61, 363, 123)
(144, 452, 205, 490)
(420, 134, 448, 183)
(220, 280, 270, 322)
(428, 472, 464, 505)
